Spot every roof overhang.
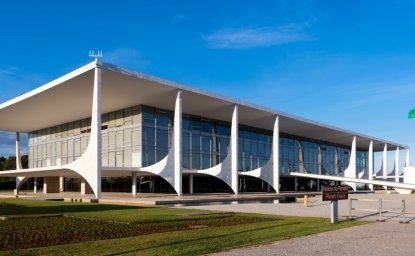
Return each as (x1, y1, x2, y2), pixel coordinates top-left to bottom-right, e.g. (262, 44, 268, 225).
(0, 61, 408, 151)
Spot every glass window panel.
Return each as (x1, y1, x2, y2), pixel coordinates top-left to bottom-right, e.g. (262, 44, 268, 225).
(156, 149, 168, 162)
(201, 120, 212, 133)
(156, 129, 168, 150)
(61, 124, 67, 138)
(192, 152, 201, 169)
(143, 108, 155, 126)
(244, 157, 251, 171)
(143, 126, 155, 146)
(108, 112, 116, 128)
(191, 133, 200, 152)
(116, 110, 123, 127)
(217, 125, 230, 136)
(156, 112, 169, 127)
(182, 118, 191, 130)
(191, 117, 201, 130)
(182, 132, 191, 152)
(251, 142, 258, 156)
(265, 144, 271, 158)
(252, 157, 258, 169)
(244, 140, 251, 154)
(124, 108, 132, 125)
(202, 153, 211, 169)
(258, 142, 265, 155)
(143, 145, 155, 166)
(202, 136, 210, 152)
(182, 153, 190, 169)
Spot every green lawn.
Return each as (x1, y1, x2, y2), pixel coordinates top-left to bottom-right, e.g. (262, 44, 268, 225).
(0, 198, 368, 256)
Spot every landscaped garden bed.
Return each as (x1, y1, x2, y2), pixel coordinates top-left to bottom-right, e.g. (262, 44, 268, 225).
(0, 214, 273, 250)
(0, 198, 367, 255)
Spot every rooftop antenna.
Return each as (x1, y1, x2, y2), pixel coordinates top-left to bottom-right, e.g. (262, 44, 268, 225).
(89, 50, 103, 61)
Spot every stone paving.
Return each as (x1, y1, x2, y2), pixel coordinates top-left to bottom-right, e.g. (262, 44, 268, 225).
(176, 193, 415, 256)
(180, 193, 415, 222)
(208, 221, 415, 256)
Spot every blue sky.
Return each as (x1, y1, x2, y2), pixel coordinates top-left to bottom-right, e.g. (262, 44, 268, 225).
(1, 0, 415, 170)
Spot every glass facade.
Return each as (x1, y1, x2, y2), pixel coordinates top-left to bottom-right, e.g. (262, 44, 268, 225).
(278, 134, 368, 177)
(28, 104, 369, 191)
(29, 106, 142, 168)
(182, 115, 230, 170)
(142, 106, 172, 167)
(238, 126, 272, 172)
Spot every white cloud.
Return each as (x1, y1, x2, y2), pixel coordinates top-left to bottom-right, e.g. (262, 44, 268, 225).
(104, 47, 148, 69)
(0, 67, 19, 76)
(0, 132, 28, 157)
(203, 24, 311, 49)
(0, 67, 46, 103)
(172, 14, 190, 21)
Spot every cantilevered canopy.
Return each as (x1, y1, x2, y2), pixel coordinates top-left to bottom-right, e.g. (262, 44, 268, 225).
(0, 61, 407, 151)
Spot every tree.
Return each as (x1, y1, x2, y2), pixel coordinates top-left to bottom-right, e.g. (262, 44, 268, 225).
(0, 155, 28, 170)
(0, 156, 6, 170)
(21, 155, 28, 169)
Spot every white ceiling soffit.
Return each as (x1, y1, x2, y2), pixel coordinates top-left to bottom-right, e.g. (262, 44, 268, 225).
(0, 61, 408, 151)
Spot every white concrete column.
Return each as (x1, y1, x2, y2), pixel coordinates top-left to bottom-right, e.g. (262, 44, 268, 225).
(80, 178, 94, 194)
(69, 60, 102, 198)
(15, 132, 25, 191)
(368, 141, 374, 191)
(15, 132, 22, 170)
(273, 116, 280, 194)
(34, 178, 37, 193)
(344, 136, 357, 191)
(231, 105, 239, 195)
(174, 90, 182, 196)
(93, 61, 102, 198)
(139, 90, 183, 196)
(189, 174, 194, 194)
(395, 147, 400, 182)
(59, 177, 64, 192)
(132, 172, 137, 197)
(350, 137, 356, 178)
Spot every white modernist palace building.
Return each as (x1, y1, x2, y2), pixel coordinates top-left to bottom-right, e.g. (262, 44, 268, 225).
(1, 59, 415, 199)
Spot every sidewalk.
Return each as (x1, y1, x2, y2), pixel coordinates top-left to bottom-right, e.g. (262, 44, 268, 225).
(176, 193, 415, 256)
(209, 221, 415, 256)
(180, 193, 415, 222)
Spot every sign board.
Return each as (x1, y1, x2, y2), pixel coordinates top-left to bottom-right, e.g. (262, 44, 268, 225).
(322, 185, 349, 201)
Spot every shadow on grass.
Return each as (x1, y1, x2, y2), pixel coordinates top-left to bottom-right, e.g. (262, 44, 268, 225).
(0, 203, 144, 216)
(104, 222, 303, 256)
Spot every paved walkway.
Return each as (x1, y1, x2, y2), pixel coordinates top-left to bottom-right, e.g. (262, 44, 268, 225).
(209, 222, 415, 256)
(177, 193, 415, 256)
(180, 193, 415, 222)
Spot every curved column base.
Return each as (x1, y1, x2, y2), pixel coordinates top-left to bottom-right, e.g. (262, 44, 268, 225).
(196, 157, 236, 194)
(240, 162, 276, 192)
(393, 187, 413, 194)
(140, 149, 180, 195)
(16, 176, 28, 193)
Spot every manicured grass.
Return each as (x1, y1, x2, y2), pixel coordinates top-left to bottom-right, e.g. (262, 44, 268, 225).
(0, 214, 272, 250)
(0, 198, 368, 256)
(0, 198, 209, 222)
